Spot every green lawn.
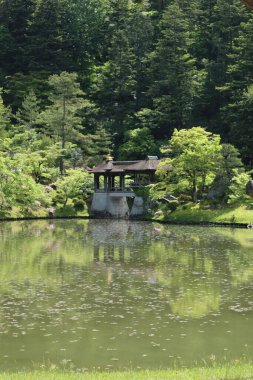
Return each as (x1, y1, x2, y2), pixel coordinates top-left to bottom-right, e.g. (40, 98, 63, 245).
(153, 203, 253, 226)
(1, 365, 253, 380)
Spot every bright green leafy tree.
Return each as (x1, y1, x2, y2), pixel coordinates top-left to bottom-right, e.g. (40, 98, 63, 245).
(160, 127, 222, 201)
(56, 169, 93, 207)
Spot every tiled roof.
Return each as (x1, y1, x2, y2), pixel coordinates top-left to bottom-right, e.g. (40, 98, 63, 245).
(89, 159, 160, 174)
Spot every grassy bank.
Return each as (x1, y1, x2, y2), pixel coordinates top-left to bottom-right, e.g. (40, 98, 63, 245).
(1, 201, 253, 227)
(1, 364, 253, 380)
(0, 204, 89, 220)
(152, 203, 253, 226)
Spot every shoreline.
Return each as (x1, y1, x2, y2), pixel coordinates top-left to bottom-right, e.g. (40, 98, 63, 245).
(0, 214, 250, 228)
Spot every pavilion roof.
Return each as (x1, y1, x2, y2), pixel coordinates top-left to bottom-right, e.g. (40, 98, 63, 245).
(89, 158, 160, 174)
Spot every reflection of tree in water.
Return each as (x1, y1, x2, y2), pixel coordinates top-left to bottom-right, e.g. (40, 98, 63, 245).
(0, 221, 253, 321)
(87, 221, 253, 318)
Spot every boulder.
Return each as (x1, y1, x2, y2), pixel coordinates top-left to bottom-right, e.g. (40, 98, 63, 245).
(207, 175, 228, 200)
(246, 180, 253, 198)
(130, 196, 145, 217)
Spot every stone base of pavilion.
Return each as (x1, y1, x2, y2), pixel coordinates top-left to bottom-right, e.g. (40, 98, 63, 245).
(90, 192, 145, 218)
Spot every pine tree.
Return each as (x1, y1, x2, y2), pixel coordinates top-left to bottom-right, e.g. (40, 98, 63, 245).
(220, 12, 253, 164)
(15, 90, 41, 131)
(41, 72, 86, 174)
(193, 0, 248, 134)
(82, 126, 112, 166)
(27, 0, 71, 73)
(62, 0, 110, 74)
(0, 0, 35, 75)
(127, 1, 154, 111)
(92, 1, 137, 143)
(141, 2, 201, 139)
(0, 89, 11, 138)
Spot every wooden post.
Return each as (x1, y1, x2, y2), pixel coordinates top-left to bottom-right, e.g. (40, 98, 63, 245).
(107, 175, 110, 191)
(120, 175, 124, 191)
(94, 175, 97, 192)
(150, 172, 155, 183)
(111, 176, 115, 191)
(94, 174, 100, 192)
(104, 175, 107, 192)
(134, 173, 137, 186)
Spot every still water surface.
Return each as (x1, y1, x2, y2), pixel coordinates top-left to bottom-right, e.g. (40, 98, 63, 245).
(0, 219, 253, 371)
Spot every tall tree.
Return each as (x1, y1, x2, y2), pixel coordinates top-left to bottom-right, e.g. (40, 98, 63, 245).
(27, 0, 71, 73)
(140, 2, 202, 139)
(0, 89, 11, 138)
(0, 0, 35, 75)
(63, 0, 110, 73)
(15, 89, 41, 132)
(193, 0, 248, 134)
(91, 1, 137, 145)
(220, 11, 253, 164)
(160, 127, 222, 201)
(41, 72, 86, 174)
(127, 1, 154, 111)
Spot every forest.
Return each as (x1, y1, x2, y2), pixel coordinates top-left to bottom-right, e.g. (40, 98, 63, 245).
(0, 0, 253, 217)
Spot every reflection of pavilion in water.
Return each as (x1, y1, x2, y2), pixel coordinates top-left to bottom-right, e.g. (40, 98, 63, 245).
(93, 245, 125, 263)
(88, 219, 151, 263)
(89, 220, 150, 262)
(88, 220, 158, 284)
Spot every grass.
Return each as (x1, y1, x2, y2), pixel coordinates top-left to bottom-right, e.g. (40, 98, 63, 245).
(0, 203, 89, 220)
(1, 364, 253, 380)
(153, 203, 253, 225)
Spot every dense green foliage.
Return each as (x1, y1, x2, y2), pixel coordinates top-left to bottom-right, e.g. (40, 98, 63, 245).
(0, 0, 252, 215)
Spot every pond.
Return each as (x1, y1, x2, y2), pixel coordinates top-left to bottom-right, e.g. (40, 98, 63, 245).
(0, 219, 253, 371)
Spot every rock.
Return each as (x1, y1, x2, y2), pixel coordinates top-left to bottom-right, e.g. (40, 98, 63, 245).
(246, 180, 253, 198)
(207, 175, 228, 200)
(130, 196, 145, 217)
(45, 186, 54, 193)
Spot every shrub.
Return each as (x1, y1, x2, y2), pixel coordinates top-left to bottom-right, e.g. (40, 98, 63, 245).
(52, 190, 65, 206)
(73, 197, 86, 210)
(178, 194, 192, 203)
(167, 200, 179, 212)
(228, 170, 251, 204)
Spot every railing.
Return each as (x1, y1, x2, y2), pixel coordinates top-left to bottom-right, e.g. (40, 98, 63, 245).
(96, 186, 136, 193)
(95, 181, 153, 193)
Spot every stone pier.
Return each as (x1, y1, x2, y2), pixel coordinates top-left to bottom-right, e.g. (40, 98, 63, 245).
(91, 192, 131, 218)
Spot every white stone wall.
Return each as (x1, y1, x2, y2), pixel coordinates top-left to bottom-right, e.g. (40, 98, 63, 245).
(91, 193, 129, 218)
(91, 192, 146, 218)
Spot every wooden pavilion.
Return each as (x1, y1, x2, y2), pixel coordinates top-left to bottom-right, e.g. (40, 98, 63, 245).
(89, 156, 160, 218)
(89, 156, 160, 195)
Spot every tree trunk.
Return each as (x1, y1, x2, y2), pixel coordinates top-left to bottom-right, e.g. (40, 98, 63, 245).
(60, 96, 66, 176)
(192, 172, 198, 202)
(242, 0, 253, 10)
(63, 196, 68, 208)
(200, 173, 206, 198)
